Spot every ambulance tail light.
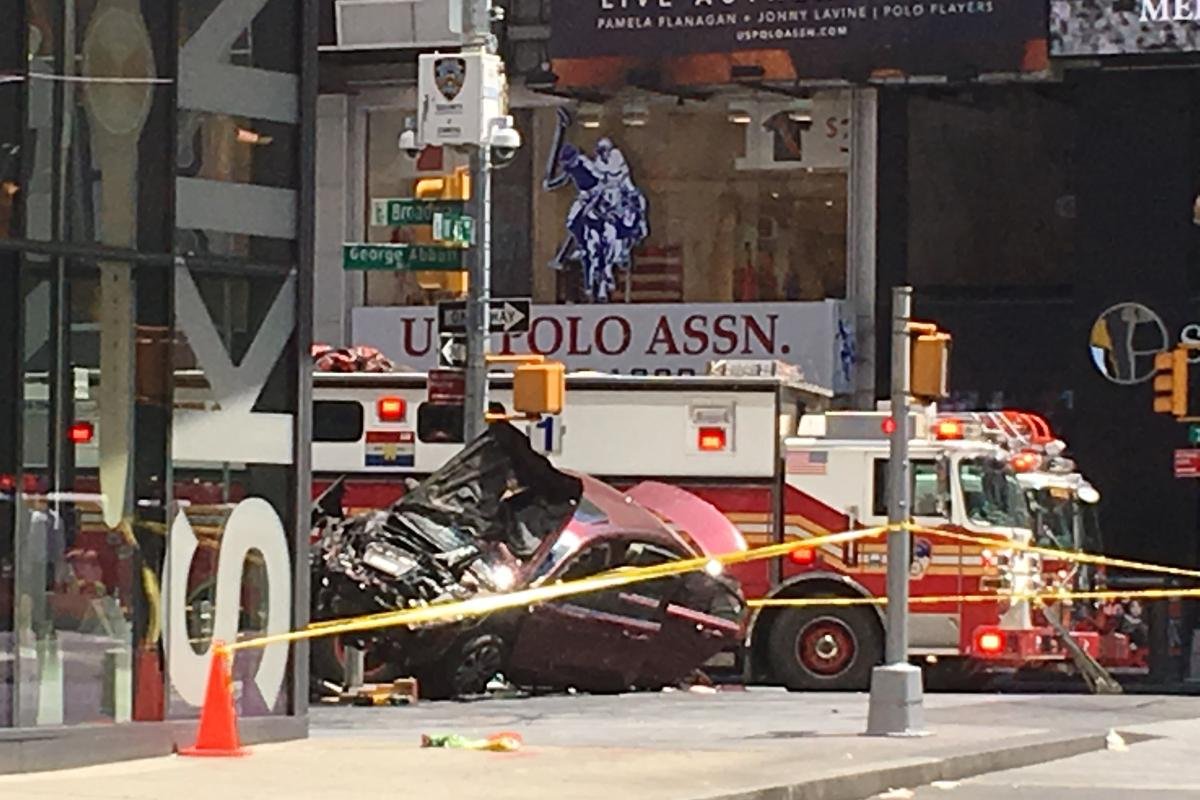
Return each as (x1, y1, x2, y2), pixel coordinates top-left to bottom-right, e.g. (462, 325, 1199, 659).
(68, 421, 95, 445)
(974, 627, 1006, 656)
(788, 547, 816, 566)
(933, 419, 964, 440)
(376, 396, 407, 423)
(697, 426, 727, 452)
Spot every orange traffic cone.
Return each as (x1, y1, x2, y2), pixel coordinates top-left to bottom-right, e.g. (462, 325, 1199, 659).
(179, 643, 249, 757)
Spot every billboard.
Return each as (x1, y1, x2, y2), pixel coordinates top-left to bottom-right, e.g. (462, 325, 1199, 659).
(353, 300, 856, 394)
(1050, 0, 1200, 56)
(549, 0, 1048, 86)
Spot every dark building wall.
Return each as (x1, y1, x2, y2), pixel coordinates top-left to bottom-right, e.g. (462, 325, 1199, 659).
(882, 73, 1200, 567)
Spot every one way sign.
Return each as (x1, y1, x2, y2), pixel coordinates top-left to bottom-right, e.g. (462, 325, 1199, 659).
(437, 298, 531, 336)
(438, 335, 467, 369)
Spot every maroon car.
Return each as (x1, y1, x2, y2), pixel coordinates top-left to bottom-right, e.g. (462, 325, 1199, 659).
(499, 475, 747, 695)
(310, 422, 747, 699)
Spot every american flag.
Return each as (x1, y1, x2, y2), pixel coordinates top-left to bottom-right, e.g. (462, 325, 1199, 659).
(787, 450, 828, 475)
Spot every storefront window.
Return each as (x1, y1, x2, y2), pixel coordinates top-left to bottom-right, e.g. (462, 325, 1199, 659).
(0, 0, 310, 741)
(167, 269, 298, 719)
(363, 94, 849, 307)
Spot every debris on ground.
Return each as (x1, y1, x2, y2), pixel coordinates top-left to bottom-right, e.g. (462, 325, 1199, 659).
(420, 732, 524, 752)
(930, 780, 961, 790)
(1105, 729, 1128, 751)
(875, 789, 915, 800)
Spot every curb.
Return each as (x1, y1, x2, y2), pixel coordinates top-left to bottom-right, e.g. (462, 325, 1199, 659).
(699, 730, 1154, 800)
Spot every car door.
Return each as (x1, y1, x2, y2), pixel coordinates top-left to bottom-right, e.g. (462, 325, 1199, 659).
(507, 539, 655, 693)
(613, 541, 746, 688)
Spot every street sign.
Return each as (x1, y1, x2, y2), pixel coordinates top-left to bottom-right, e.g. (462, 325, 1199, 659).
(438, 335, 467, 369)
(432, 212, 475, 246)
(343, 243, 465, 271)
(427, 368, 466, 403)
(1175, 449, 1200, 478)
(437, 298, 531, 336)
(370, 198, 466, 227)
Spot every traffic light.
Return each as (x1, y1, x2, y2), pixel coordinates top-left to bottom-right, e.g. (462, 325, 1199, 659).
(513, 361, 566, 415)
(911, 329, 951, 400)
(1153, 348, 1188, 417)
(413, 166, 470, 293)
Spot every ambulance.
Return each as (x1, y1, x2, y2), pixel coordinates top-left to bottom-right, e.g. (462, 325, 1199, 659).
(310, 361, 1106, 689)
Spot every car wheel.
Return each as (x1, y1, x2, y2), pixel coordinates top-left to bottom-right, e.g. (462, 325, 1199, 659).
(767, 606, 882, 691)
(421, 634, 507, 700)
(310, 635, 399, 687)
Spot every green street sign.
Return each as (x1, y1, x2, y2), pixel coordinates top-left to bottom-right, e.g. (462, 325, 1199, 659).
(342, 243, 465, 271)
(370, 198, 466, 227)
(1190, 425, 1200, 445)
(432, 212, 475, 246)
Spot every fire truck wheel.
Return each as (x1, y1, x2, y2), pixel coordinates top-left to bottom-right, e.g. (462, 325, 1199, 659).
(767, 607, 882, 691)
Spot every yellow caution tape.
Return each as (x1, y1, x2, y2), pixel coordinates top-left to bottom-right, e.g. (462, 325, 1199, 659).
(227, 519, 1200, 654)
(908, 523, 1200, 582)
(751, 586, 1200, 609)
(229, 525, 888, 652)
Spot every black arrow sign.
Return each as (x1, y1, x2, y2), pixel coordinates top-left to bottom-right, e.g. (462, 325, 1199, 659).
(438, 335, 467, 369)
(437, 298, 531, 336)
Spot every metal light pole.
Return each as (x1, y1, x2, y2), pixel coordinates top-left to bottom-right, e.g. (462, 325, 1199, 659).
(866, 285, 927, 736)
(462, 0, 495, 442)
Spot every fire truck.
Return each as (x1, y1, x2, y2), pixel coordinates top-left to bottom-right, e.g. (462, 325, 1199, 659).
(944, 410, 1148, 672)
(310, 363, 1116, 689)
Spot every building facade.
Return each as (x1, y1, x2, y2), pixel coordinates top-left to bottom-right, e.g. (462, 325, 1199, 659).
(0, 0, 314, 769)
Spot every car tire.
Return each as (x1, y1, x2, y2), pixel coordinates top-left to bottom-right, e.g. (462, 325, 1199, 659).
(419, 634, 508, 700)
(310, 635, 399, 687)
(767, 606, 882, 691)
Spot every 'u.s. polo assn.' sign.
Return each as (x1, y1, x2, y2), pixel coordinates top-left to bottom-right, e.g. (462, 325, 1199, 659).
(353, 300, 854, 394)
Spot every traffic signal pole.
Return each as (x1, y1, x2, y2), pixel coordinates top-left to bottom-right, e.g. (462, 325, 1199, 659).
(462, 0, 495, 442)
(866, 285, 927, 736)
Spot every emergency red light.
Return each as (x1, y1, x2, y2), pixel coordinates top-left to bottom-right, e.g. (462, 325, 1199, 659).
(975, 629, 1005, 656)
(698, 426, 727, 452)
(788, 547, 816, 566)
(376, 396, 407, 422)
(68, 421, 94, 445)
(881, 417, 897, 435)
(934, 419, 964, 440)
(1010, 452, 1041, 473)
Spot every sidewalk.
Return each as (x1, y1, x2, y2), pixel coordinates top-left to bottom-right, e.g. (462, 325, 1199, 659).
(3, 690, 1199, 800)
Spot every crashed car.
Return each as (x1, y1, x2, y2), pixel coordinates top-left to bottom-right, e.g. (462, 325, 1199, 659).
(310, 421, 747, 699)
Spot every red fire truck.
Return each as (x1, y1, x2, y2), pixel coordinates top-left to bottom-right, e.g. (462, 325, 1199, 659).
(310, 363, 1119, 689)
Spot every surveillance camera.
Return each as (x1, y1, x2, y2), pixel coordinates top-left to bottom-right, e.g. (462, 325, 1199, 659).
(398, 129, 421, 159)
(488, 118, 522, 167)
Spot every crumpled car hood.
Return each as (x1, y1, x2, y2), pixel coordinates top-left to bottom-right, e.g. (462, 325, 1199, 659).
(394, 421, 582, 559)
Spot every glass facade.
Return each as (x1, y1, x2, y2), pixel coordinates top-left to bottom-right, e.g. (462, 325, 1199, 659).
(347, 94, 853, 390)
(0, 0, 312, 739)
(362, 97, 849, 307)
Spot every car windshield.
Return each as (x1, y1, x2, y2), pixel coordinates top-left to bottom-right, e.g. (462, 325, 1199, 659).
(959, 458, 1032, 529)
(1026, 488, 1075, 549)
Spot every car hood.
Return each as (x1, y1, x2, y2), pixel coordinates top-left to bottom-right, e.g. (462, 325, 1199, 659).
(623, 481, 748, 558)
(393, 421, 582, 559)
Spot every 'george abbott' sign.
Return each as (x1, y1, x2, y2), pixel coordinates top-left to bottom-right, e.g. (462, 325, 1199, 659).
(1050, 0, 1200, 55)
(353, 300, 854, 394)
